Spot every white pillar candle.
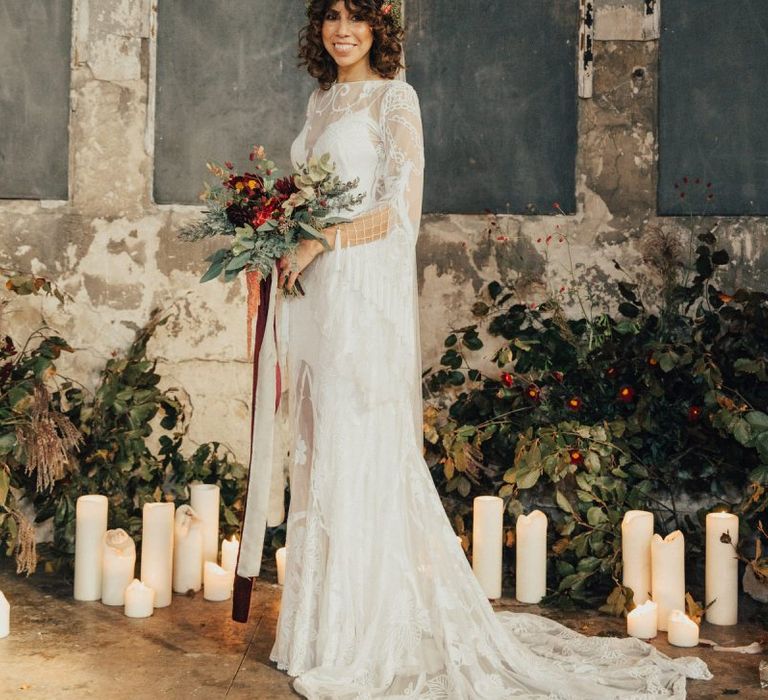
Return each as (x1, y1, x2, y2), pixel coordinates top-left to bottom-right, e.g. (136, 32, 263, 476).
(190, 483, 220, 567)
(173, 505, 203, 594)
(74, 494, 109, 601)
(101, 529, 136, 606)
(140, 502, 174, 608)
(276, 546, 287, 585)
(705, 512, 739, 625)
(651, 530, 685, 631)
(472, 496, 504, 599)
(621, 510, 654, 605)
(221, 535, 239, 573)
(515, 510, 547, 604)
(124, 579, 155, 618)
(0, 591, 9, 638)
(203, 562, 234, 601)
(627, 600, 658, 639)
(667, 609, 699, 647)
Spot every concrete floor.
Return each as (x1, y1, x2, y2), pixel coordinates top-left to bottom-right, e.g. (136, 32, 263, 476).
(0, 559, 765, 699)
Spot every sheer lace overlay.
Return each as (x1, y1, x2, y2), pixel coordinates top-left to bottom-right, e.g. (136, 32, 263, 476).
(254, 78, 712, 699)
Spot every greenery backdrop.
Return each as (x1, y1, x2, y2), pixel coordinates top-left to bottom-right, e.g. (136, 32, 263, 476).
(423, 213, 768, 614)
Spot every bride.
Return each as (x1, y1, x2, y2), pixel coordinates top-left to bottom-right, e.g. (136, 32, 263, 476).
(233, 1, 713, 697)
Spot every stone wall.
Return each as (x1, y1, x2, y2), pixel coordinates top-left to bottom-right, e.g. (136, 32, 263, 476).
(1, 0, 766, 463)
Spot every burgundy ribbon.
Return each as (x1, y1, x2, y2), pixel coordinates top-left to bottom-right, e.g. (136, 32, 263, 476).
(232, 272, 281, 623)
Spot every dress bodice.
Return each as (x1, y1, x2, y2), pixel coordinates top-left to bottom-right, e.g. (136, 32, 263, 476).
(290, 80, 401, 217)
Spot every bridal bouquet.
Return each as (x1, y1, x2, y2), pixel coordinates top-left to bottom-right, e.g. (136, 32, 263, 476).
(178, 145, 365, 289)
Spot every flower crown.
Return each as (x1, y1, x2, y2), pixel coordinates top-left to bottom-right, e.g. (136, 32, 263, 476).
(306, 0, 403, 30)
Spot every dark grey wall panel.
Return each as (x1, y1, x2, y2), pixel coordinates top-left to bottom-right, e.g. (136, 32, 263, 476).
(154, 1, 315, 204)
(405, 0, 578, 215)
(0, 1, 71, 200)
(659, 3, 768, 216)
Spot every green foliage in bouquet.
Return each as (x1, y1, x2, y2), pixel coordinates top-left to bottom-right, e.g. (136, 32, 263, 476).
(0, 273, 247, 576)
(424, 220, 768, 611)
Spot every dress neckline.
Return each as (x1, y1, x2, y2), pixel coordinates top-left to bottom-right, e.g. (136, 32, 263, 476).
(330, 79, 393, 87)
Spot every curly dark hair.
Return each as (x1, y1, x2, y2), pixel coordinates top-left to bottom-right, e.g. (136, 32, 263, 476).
(299, 0, 405, 90)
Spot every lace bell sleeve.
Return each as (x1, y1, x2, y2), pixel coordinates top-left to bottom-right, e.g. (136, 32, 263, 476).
(330, 81, 425, 249)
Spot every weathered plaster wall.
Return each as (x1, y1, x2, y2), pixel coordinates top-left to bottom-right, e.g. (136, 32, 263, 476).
(2, 0, 767, 465)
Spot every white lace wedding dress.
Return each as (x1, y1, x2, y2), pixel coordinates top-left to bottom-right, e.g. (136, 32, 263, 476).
(238, 77, 712, 699)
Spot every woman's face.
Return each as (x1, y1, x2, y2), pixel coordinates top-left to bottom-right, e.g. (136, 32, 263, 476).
(321, 1, 374, 74)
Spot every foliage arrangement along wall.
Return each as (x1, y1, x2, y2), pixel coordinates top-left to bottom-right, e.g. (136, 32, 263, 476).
(424, 215, 768, 612)
(0, 272, 246, 576)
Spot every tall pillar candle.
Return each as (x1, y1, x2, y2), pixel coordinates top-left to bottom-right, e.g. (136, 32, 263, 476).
(621, 510, 654, 605)
(220, 535, 239, 573)
(0, 591, 9, 638)
(74, 494, 109, 601)
(140, 502, 174, 608)
(515, 510, 547, 604)
(190, 483, 220, 567)
(173, 505, 203, 594)
(651, 531, 685, 631)
(627, 600, 658, 639)
(705, 512, 739, 625)
(472, 496, 504, 599)
(124, 579, 154, 618)
(101, 529, 136, 606)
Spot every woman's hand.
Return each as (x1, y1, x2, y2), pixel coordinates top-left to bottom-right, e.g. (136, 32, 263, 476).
(277, 238, 325, 291)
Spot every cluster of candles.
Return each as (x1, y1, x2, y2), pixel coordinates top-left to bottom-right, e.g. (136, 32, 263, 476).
(471, 498, 740, 646)
(0, 494, 741, 641)
(0, 489, 289, 636)
(73, 485, 240, 617)
(472, 496, 548, 603)
(623, 510, 739, 645)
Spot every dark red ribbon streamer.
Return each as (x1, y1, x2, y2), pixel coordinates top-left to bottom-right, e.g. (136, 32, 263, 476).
(232, 272, 281, 623)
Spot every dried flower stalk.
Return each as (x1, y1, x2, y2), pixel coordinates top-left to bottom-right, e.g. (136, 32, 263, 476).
(15, 383, 81, 493)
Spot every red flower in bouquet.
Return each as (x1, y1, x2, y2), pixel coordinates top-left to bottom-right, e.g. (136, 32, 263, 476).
(500, 372, 514, 388)
(250, 197, 282, 229)
(274, 176, 299, 201)
(569, 449, 584, 466)
(226, 202, 250, 227)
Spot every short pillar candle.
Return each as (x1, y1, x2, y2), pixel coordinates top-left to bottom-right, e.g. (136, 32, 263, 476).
(204, 562, 234, 602)
(124, 579, 154, 618)
(276, 546, 287, 585)
(101, 529, 136, 606)
(0, 591, 9, 638)
(667, 610, 699, 647)
(627, 600, 658, 639)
